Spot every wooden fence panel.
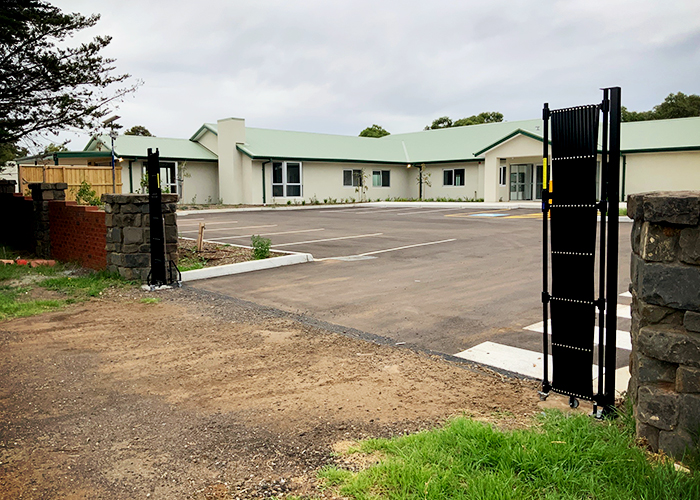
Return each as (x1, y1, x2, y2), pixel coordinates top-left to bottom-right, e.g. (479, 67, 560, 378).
(18, 166, 122, 201)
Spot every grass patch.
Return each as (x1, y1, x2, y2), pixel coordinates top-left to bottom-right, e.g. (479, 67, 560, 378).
(620, 207, 628, 216)
(0, 287, 64, 320)
(0, 250, 131, 321)
(140, 297, 160, 304)
(321, 411, 699, 499)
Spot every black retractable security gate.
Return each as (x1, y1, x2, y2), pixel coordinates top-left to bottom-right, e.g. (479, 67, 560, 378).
(540, 88, 621, 415)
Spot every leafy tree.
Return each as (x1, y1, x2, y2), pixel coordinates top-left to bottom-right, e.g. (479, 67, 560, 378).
(424, 116, 453, 130)
(653, 92, 700, 119)
(0, 141, 29, 167)
(124, 125, 153, 136)
(621, 92, 700, 122)
(425, 112, 503, 130)
(41, 142, 67, 154)
(359, 124, 389, 138)
(0, 0, 140, 145)
(454, 112, 504, 127)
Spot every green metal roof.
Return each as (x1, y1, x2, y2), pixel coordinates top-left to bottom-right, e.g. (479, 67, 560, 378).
(189, 123, 218, 141)
(231, 119, 545, 164)
(83, 134, 218, 161)
(384, 119, 543, 162)
(237, 127, 410, 164)
(619, 117, 700, 153)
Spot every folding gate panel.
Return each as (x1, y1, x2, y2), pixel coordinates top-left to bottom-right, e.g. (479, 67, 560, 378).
(549, 105, 600, 400)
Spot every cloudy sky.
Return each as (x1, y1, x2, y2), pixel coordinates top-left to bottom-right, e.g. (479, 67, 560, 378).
(48, 0, 700, 149)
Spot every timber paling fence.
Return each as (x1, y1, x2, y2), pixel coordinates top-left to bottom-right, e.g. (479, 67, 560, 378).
(18, 165, 122, 201)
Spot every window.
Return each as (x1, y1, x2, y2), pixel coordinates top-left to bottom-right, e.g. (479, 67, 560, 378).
(142, 161, 178, 194)
(499, 161, 507, 186)
(443, 168, 465, 186)
(343, 169, 363, 187)
(372, 170, 390, 187)
(272, 161, 302, 197)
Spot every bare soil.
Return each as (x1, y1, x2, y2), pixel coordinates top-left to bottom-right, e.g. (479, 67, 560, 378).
(0, 286, 570, 499)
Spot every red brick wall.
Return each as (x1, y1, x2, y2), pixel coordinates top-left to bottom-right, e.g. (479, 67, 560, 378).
(48, 201, 106, 270)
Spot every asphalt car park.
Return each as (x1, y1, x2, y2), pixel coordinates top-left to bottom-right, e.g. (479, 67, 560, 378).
(180, 204, 633, 382)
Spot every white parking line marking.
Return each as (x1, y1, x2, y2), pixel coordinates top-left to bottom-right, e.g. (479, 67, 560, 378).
(523, 320, 632, 351)
(180, 224, 277, 234)
(454, 342, 552, 379)
(178, 220, 239, 226)
(317, 238, 457, 261)
(214, 228, 326, 240)
(357, 239, 456, 256)
(272, 232, 383, 247)
(620, 291, 632, 298)
(394, 207, 474, 216)
(351, 207, 415, 215)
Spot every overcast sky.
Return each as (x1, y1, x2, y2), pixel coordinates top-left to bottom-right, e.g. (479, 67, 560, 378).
(47, 0, 700, 149)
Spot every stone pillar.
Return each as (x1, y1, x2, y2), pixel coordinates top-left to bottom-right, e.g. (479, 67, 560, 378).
(101, 194, 179, 282)
(627, 191, 700, 459)
(0, 179, 16, 194)
(29, 182, 67, 258)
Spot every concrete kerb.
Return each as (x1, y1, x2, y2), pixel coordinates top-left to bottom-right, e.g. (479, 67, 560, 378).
(177, 201, 545, 216)
(181, 252, 313, 282)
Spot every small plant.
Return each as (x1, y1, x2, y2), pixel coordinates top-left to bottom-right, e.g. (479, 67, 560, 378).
(251, 235, 271, 260)
(287, 200, 292, 205)
(73, 180, 101, 206)
(205, 195, 213, 204)
(190, 194, 197, 204)
(140, 297, 160, 304)
(140, 174, 149, 194)
(309, 195, 320, 205)
(301, 200, 306, 205)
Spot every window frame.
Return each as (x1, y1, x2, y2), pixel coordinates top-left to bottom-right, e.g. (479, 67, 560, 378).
(141, 160, 178, 194)
(499, 165, 507, 186)
(372, 170, 390, 187)
(442, 168, 465, 187)
(272, 161, 303, 198)
(343, 169, 363, 187)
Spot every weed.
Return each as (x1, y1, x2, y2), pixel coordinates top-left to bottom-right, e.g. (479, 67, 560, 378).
(140, 297, 160, 304)
(251, 235, 271, 260)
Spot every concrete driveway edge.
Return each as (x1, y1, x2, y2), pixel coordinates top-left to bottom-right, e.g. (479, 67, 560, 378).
(181, 253, 314, 282)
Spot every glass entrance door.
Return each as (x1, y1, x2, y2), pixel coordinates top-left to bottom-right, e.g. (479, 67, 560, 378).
(510, 164, 533, 200)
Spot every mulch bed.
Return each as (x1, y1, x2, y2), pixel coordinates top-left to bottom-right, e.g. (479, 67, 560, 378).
(178, 238, 283, 268)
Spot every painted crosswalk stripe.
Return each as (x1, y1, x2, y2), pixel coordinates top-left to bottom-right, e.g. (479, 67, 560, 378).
(617, 303, 631, 319)
(454, 341, 630, 393)
(523, 320, 632, 351)
(454, 342, 552, 380)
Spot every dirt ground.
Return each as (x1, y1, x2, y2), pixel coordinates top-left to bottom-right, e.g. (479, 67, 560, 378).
(0, 285, 571, 499)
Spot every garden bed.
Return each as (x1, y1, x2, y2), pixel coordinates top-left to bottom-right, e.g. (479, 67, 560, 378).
(178, 237, 284, 271)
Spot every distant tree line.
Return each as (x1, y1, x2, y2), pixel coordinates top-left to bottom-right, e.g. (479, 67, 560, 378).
(622, 92, 700, 122)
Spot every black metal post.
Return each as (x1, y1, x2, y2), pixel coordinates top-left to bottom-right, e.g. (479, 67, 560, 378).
(419, 164, 423, 200)
(147, 148, 167, 286)
(541, 103, 551, 395)
(596, 91, 609, 408)
(603, 87, 621, 414)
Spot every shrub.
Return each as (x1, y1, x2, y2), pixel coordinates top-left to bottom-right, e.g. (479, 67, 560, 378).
(251, 235, 271, 260)
(74, 180, 101, 206)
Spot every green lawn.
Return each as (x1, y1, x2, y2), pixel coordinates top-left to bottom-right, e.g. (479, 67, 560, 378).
(320, 410, 699, 499)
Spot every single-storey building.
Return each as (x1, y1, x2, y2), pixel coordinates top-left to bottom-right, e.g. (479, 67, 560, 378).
(19, 116, 700, 204)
